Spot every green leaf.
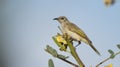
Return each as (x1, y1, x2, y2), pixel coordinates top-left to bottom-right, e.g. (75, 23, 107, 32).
(52, 36, 61, 47)
(45, 45, 58, 57)
(108, 49, 115, 59)
(110, 54, 115, 59)
(48, 59, 54, 67)
(108, 49, 114, 55)
(57, 54, 69, 59)
(117, 44, 120, 49)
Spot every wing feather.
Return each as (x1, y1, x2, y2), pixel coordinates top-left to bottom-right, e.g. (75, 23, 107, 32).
(67, 22, 91, 43)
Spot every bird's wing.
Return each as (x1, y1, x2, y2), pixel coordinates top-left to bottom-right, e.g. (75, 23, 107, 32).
(67, 23, 100, 55)
(67, 22, 90, 41)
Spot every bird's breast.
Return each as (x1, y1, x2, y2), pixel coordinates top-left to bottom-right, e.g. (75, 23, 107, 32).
(65, 29, 82, 41)
(61, 24, 88, 44)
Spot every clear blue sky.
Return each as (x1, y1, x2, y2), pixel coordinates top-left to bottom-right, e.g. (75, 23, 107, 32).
(1, 0, 120, 67)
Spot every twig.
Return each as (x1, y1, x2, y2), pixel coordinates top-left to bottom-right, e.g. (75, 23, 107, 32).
(96, 51, 120, 67)
(57, 56, 79, 67)
(58, 26, 63, 34)
(66, 39, 85, 67)
(96, 57, 110, 67)
(45, 45, 79, 67)
(114, 51, 120, 56)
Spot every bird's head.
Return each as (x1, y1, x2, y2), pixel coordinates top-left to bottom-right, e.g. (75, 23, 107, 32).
(53, 16, 68, 23)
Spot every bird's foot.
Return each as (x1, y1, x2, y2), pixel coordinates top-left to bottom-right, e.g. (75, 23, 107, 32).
(75, 41, 81, 47)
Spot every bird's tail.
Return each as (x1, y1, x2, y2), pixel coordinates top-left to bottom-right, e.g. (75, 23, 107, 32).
(89, 42, 101, 55)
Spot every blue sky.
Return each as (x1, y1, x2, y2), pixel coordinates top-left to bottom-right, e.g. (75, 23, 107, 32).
(1, 0, 120, 67)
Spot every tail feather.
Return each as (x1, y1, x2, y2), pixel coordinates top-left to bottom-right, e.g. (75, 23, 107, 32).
(85, 38, 101, 55)
(89, 43, 100, 55)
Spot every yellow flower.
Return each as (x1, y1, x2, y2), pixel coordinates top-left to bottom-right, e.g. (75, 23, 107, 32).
(54, 34, 68, 51)
(105, 64, 113, 67)
(56, 35, 67, 45)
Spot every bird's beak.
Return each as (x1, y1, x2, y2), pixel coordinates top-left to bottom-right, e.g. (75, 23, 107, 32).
(53, 18, 58, 20)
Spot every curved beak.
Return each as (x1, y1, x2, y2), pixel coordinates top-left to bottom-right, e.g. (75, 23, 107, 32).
(53, 18, 58, 20)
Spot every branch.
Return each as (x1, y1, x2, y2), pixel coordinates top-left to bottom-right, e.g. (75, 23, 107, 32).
(45, 45, 79, 67)
(57, 55, 79, 67)
(96, 51, 120, 67)
(58, 26, 64, 34)
(66, 38, 85, 67)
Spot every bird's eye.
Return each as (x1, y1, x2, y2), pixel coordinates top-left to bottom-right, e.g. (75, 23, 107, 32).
(61, 18, 64, 20)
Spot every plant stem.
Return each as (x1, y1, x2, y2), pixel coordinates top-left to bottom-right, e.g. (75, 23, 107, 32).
(96, 57, 110, 67)
(67, 39, 85, 67)
(57, 56, 79, 67)
(96, 51, 120, 67)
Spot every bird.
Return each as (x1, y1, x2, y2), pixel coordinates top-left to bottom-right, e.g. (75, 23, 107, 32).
(53, 16, 100, 55)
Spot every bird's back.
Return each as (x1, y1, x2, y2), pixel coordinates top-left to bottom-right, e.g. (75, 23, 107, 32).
(66, 22, 90, 42)
(66, 22, 100, 55)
